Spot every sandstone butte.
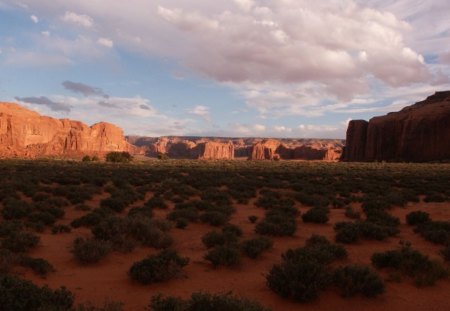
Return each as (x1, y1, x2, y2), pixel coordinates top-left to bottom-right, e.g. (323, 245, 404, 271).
(342, 91, 450, 162)
(249, 139, 342, 161)
(134, 136, 343, 161)
(0, 102, 136, 158)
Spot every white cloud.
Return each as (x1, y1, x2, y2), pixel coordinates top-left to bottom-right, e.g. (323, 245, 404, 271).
(30, 14, 38, 23)
(188, 105, 210, 121)
(41, 31, 50, 37)
(61, 11, 93, 28)
(97, 37, 114, 48)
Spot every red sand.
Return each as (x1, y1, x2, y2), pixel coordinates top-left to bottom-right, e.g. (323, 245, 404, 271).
(20, 198, 450, 311)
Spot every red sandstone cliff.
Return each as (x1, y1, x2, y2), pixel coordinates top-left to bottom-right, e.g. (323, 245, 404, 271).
(0, 102, 136, 158)
(343, 91, 450, 162)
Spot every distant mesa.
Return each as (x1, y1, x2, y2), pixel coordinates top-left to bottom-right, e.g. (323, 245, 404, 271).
(0, 101, 343, 160)
(342, 91, 450, 162)
(0, 102, 136, 158)
(129, 136, 344, 161)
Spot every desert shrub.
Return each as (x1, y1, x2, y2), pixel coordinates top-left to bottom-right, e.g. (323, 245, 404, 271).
(334, 219, 398, 244)
(150, 295, 185, 311)
(267, 235, 346, 302)
(82, 156, 92, 162)
(128, 206, 153, 219)
(248, 215, 258, 223)
(2, 231, 40, 253)
(1, 199, 32, 220)
(414, 221, 450, 245)
(18, 257, 55, 276)
(441, 246, 450, 261)
(71, 237, 111, 264)
(222, 224, 243, 237)
(255, 210, 296, 236)
(0, 275, 74, 311)
(28, 211, 57, 226)
(73, 300, 124, 311)
(105, 152, 133, 163)
(100, 198, 128, 213)
(126, 217, 173, 249)
(406, 211, 430, 226)
(333, 265, 385, 297)
(334, 222, 360, 243)
(371, 241, 449, 286)
(200, 211, 229, 226)
(267, 256, 331, 302)
(204, 245, 241, 267)
(202, 231, 232, 249)
(51, 224, 72, 234)
(242, 236, 273, 259)
(92, 216, 126, 242)
(301, 207, 329, 224)
(71, 208, 113, 228)
(150, 292, 269, 311)
(176, 218, 188, 229)
(424, 192, 446, 202)
(129, 250, 189, 284)
(0, 249, 15, 274)
(145, 196, 168, 209)
(344, 207, 360, 219)
(167, 207, 199, 223)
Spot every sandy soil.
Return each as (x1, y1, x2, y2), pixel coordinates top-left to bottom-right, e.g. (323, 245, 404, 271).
(19, 195, 450, 311)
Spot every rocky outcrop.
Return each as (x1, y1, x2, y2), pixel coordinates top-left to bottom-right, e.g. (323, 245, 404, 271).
(343, 91, 450, 162)
(247, 139, 343, 161)
(250, 139, 281, 160)
(196, 141, 234, 160)
(342, 120, 368, 161)
(128, 136, 344, 161)
(0, 102, 136, 158)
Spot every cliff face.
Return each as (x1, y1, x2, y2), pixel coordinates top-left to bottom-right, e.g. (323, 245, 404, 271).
(0, 102, 136, 158)
(343, 91, 450, 162)
(196, 141, 234, 160)
(247, 139, 342, 161)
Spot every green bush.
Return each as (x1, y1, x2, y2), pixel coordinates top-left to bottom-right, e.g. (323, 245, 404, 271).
(51, 224, 72, 234)
(302, 207, 329, 224)
(129, 250, 189, 284)
(1, 199, 32, 220)
(204, 245, 241, 267)
(414, 221, 450, 245)
(371, 242, 449, 286)
(2, 231, 40, 253)
(222, 224, 243, 237)
(19, 257, 55, 276)
(255, 210, 296, 236)
(441, 246, 450, 261)
(200, 211, 229, 227)
(344, 207, 360, 219)
(82, 156, 92, 162)
(333, 265, 385, 297)
(406, 211, 430, 226)
(73, 300, 124, 311)
(242, 236, 273, 259)
(0, 275, 74, 311)
(150, 292, 269, 311)
(266, 235, 346, 302)
(105, 152, 133, 163)
(248, 215, 258, 223)
(71, 237, 111, 264)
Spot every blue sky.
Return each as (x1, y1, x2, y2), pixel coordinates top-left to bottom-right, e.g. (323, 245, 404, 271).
(1, 0, 449, 138)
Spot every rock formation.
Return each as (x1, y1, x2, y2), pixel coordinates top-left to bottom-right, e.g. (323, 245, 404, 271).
(0, 102, 136, 158)
(250, 139, 281, 160)
(247, 139, 342, 161)
(343, 91, 450, 162)
(196, 141, 234, 160)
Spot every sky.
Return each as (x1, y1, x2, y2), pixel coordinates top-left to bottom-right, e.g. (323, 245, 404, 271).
(0, 0, 449, 138)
